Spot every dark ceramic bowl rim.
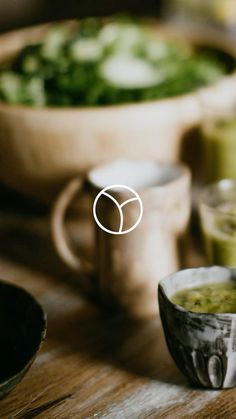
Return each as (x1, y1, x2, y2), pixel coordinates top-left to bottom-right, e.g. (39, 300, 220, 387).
(0, 280, 47, 386)
(158, 265, 236, 318)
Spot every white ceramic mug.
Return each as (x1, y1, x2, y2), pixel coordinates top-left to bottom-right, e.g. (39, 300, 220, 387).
(51, 160, 191, 317)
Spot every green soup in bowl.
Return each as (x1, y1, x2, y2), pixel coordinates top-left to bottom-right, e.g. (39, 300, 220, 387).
(158, 266, 236, 389)
(171, 281, 236, 313)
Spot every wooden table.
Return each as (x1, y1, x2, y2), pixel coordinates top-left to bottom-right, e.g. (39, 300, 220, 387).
(0, 187, 235, 419)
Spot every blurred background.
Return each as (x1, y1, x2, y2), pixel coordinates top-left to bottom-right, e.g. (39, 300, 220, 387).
(0, 0, 162, 32)
(0, 0, 235, 211)
(1, 0, 236, 33)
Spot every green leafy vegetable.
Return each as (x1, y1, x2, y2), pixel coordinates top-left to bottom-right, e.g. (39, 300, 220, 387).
(0, 17, 229, 107)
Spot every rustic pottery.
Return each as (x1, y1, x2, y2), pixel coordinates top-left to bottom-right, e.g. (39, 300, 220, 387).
(0, 280, 46, 398)
(51, 159, 191, 317)
(158, 266, 236, 389)
(0, 22, 235, 203)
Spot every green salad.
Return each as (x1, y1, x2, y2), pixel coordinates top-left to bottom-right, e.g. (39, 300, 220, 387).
(0, 17, 230, 107)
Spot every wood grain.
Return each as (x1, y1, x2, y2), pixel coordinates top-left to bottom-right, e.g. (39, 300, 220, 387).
(0, 195, 234, 419)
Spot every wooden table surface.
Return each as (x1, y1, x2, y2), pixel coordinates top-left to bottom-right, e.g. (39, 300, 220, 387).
(0, 187, 235, 419)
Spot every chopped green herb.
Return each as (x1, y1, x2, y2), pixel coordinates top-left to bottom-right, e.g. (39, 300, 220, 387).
(0, 17, 230, 107)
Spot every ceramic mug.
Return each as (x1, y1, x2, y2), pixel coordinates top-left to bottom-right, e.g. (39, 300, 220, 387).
(51, 159, 191, 317)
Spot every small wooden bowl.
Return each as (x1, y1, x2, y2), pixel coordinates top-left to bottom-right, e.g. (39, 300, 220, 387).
(0, 280, 46, 398)
(159, 266, 236, 389)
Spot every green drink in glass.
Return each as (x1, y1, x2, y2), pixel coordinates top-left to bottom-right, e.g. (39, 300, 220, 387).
(200, 95, 236, 182)
(200, 180, 236, 266)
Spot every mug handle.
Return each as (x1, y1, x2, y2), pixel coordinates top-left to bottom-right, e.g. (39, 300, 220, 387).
(51, 177, 93, 273)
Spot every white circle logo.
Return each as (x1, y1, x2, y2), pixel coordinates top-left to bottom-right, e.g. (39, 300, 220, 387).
(93, 184, 143, 235)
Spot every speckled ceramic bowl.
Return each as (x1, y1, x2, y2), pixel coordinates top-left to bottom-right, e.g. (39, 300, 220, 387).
(158, 266, 236, 389)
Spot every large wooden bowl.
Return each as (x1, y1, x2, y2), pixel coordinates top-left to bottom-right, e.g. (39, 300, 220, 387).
(0, 21, 236, 203)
